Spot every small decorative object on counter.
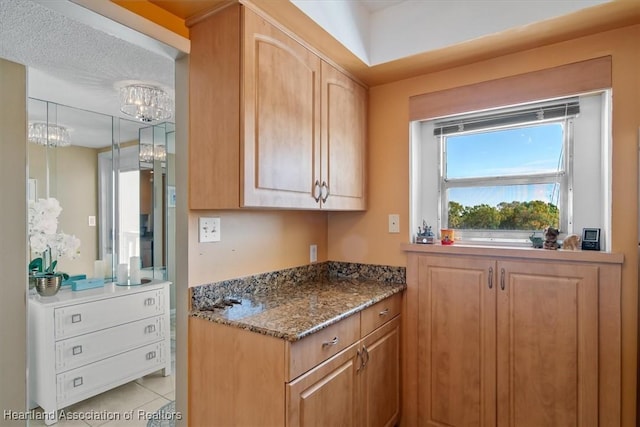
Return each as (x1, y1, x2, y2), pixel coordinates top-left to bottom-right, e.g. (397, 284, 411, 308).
(415, 220, 435, 244)
(441, 228, 455, 245)
(130, 256, 141, 285)
(562, 234, 581, 250)
(117, 263, 128, 284)
(28, 197, 81, 296)
(543, 227, 560, 250)
(529, 232, 544, 248)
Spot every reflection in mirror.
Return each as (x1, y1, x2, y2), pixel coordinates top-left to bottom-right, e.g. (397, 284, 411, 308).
(28, 98, 175, 287)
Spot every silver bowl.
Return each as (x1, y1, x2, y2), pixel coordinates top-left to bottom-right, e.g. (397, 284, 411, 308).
(33, 274, 62, 297)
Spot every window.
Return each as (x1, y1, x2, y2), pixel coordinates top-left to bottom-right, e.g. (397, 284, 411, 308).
(437, 98, 577, 241)
(411, 91, 610, 247)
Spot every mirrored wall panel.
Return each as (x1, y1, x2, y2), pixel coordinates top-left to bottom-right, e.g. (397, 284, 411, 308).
(28, 98, 175, 285)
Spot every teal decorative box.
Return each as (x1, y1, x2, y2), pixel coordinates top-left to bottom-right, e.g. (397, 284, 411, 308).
(62, 274, 87, 287)
(71, 278, 105, 291)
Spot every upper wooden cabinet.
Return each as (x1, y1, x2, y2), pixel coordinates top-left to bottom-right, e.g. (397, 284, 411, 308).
(188, 4, 366, 210)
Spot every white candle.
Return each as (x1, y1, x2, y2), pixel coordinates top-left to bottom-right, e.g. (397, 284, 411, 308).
(117, 263, 128, 285)
(93, 260, 105, 280)
(129, 256, 141, 285)
(104, 254, 113, 278)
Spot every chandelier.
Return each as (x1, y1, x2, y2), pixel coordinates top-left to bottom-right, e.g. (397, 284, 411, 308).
(139, 143, 167, 163)
(28, 123, 71, 147)
(119, 84, 173, 123)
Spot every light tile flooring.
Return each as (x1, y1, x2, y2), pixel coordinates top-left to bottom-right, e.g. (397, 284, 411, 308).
(30, 315, 176, 427)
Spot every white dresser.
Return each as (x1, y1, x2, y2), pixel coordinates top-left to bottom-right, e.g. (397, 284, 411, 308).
(28, 281, 172, 425)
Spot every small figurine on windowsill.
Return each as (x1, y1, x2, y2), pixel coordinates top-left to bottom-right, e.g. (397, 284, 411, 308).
(543, 226, 560, 250)
(416, 220, 435, 244)
(562, 234, 581, 250)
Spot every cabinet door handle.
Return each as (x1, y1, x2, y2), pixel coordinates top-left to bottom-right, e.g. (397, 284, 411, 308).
(71, 313, 82, 323)
(72, 345, 83, 356)
(356, 349, 363, 372)
(320, 181, 330, 203)
(379, 308, 389, 317)
(313, 180, 321, 203)
(146, 351, 157, 360)
(145, 324, 156, 334)
(362, 345, 370, 368)
(500, 268, 506, 291)
(488, 267, 493, 289)
(73, 377, 83, 388)
(322, 336, 339, 348)
(144, 297, 156, 306)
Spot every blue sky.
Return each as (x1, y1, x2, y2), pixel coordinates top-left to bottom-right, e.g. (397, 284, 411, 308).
(446, 123, 564, 207)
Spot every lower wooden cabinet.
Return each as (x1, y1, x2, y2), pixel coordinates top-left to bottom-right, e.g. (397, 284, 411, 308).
(287, 317, 400, 427)
(404, 247, 622, 427)
(360, 318, 401, 427)
(189, 294, 401, 427)
(287, 342, 360, 427)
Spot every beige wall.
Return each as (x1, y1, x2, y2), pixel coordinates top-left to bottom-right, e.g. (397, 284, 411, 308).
(28, 144, 99, 276)
(188, 210, 327, 286)
(329, 24, 640, 425)
(0, 58, 27, 424)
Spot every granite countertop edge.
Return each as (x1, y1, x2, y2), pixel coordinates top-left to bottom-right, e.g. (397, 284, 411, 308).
(189, 283, 405, 342)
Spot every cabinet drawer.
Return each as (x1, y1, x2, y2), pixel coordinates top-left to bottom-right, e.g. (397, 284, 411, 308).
(361, 293, 401, 337)
(55, 316, 166, 372)
(56, 342, 165, 408)
(54, 289, 164, 340)
(288, 314, 360, 381)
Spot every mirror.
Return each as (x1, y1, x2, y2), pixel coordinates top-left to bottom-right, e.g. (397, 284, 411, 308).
(28, 98, 175, 289)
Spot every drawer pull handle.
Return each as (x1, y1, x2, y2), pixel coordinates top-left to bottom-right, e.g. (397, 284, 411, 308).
(144, 297, 156, 306)
(322, 337, 339, 348)
(146, 351, 157, 360)
(145, 324, 156, 334)
(500, 268, 506, 291)
(71, 314, 82, 323)
(356, 349, 363, 372)
(73, 377, 83, 388)
(72, 345, 83, 356)
(379, 308, 389, 316)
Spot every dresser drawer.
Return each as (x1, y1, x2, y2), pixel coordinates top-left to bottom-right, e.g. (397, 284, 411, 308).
(288, 313, 360, 381)
(55, 316, 166, 372)
(56, 342, 165, 408)
(54, 289, 164, 339)
(361, 293, 401, 337)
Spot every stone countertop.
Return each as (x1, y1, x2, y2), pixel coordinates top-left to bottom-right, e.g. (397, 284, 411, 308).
(190, 279, 405, 342)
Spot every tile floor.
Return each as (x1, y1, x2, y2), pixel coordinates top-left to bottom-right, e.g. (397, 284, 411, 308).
(30, 314, 176, 427)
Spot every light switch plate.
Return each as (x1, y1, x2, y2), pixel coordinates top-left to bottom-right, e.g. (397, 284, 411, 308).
(199, 217, 221, 242)
(310, 244, 317, 263)
(388, 214, 400, 233)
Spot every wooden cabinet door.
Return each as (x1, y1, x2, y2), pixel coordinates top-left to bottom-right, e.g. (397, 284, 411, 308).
(360, 316, 400, 427)
(242, 8, 321, 209)
(320, 61, 366, 210)
(287, 342, 360, 427)
(497, 261, 598, 427)
(417, 255, 497, 427)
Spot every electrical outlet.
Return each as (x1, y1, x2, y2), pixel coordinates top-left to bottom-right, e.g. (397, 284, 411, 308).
(88, 215, 96, 227)
(199, 217, 221, 242)
(388, 214, 400, 233)
(310, 244, 318, 263)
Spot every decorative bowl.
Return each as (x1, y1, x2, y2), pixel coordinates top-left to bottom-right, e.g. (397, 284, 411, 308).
(33, 273, 63, 297)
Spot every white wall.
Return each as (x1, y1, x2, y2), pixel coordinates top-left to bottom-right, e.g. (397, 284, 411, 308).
(0, 57, 27, 425)
(291, 0, 609, 66)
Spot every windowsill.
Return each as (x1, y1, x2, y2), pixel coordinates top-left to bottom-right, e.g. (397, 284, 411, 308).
(401, 242, 623, 264)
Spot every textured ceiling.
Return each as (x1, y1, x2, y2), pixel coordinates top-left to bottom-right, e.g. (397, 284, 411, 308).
(0, 0, 175, 147)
